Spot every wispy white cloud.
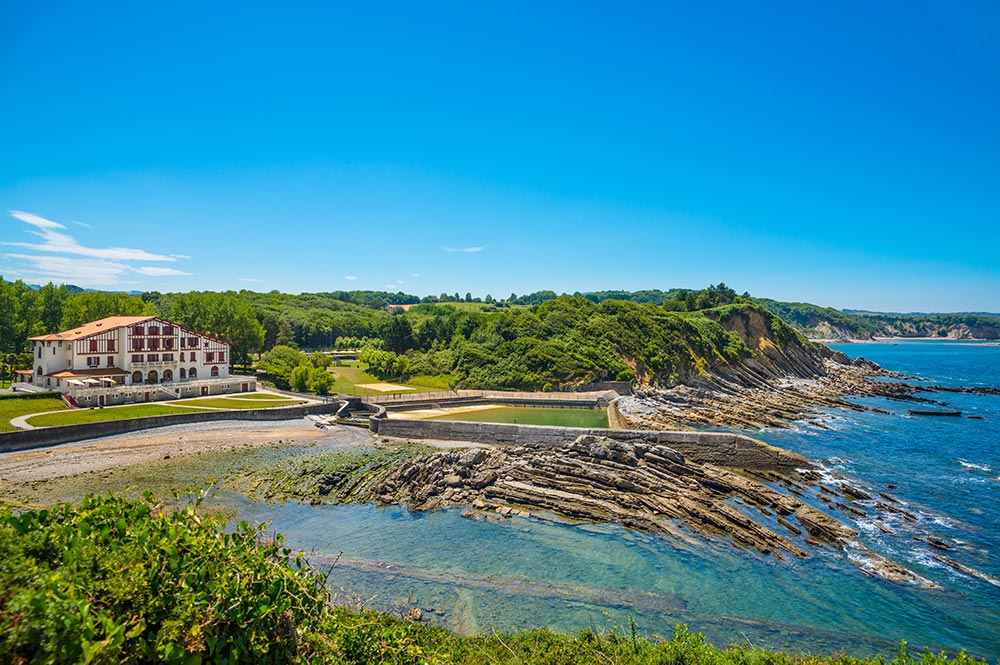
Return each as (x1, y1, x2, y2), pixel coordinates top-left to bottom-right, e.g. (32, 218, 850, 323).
(134, 266, 192, 277)
(443, 245, 488, 253)
(409, 273, 421, 278)
(170, 253, 192, 259)
(344, 275, 358, 281)
(4, 211, 193, 287)
(396, 280, 405, 285)
(6, 211, 178, 261)
(384, 284, 398, 289)
(239, 277, 265, 283)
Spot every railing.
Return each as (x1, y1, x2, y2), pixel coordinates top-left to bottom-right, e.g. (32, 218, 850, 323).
(363, 389, 617, 404)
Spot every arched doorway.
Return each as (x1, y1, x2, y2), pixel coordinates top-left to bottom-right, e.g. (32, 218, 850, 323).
(211, 365, 219, 377)
(189, 367, 197, 379)
(162, 369, 173, 382)
(132, 371, 143, 384)
(179, 367, 186, 380)
(147, 370, 158, 384)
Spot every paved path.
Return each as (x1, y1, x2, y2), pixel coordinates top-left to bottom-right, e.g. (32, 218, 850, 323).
(6, 388, 322, 431)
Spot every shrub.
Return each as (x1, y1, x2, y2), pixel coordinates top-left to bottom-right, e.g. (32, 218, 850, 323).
(0, 493, 329, 664)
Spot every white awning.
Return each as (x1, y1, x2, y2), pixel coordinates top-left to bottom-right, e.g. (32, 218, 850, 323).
(83, 378, 101, 385)
(67, 379, 85, 386)
(99, 377, 116, 385)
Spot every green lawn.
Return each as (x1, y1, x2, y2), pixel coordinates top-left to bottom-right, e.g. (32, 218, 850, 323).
(26, 404, 209, 428)
(0, 397, 69, 432)
(329, 361, 444, 396)
(167, 397, 307, 409)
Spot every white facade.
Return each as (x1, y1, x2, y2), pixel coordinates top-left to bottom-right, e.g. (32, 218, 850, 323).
(26, 316, 250, 403)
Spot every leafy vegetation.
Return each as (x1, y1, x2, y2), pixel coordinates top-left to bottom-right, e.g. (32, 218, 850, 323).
(0, 493, 329, 663)
(0, 494, 988, 664)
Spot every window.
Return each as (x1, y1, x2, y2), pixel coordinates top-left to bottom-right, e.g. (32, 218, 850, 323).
(108, 340, 115, 352)
(89, 340, 98, 352)
(189, 367, 197, 379)
(206, 352, 214, 362)
(36, 366, 42, 375)
(37, 347, 41, 358)
(189, 337, 198, 347)
(211, 365, 220, 377)
(163, 353, 174, 362)
(164, 339, 173, 350)
(180, 368, 187, 379)
(189, 352, 197, 362)
(218, 352, 226, 363)
(148, 326, 159, 336)
(180, 352, 185, 362)
(107, 356, 114, 367)
(132, 354, 143, 363)
(87, 356, 99, 367)
(163, 326, 174, 335)
(132, 326, 144, 336)
(132, 371, 142, 384)
(148, 339, 159, 350)
(147, 354, 159, 363)
(133, 339, 143, 351)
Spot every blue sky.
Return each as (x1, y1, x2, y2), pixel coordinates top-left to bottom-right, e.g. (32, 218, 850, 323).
(1, 1, 998, 311)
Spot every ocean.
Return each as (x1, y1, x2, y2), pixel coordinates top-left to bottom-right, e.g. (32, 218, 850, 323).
(224, 341, 1000, 659)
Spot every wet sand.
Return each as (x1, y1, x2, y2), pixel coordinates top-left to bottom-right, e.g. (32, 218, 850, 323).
(0, 419, 374, 506)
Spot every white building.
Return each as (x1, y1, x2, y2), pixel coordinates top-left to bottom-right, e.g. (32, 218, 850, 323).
(24, 316, 254, 406)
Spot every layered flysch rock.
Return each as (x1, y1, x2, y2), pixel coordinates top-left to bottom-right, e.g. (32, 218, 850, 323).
(353, 434, 930, 585)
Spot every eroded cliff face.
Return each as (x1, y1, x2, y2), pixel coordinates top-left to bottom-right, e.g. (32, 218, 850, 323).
(616, 305, 909, 430)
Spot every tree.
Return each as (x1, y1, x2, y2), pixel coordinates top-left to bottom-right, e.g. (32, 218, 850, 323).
(307, 368, 334, 395)
(381, 315, 415, 355)
(289, 364, 311, 392)
(259, 345, 306, 389)
(310, 351, 331, 369)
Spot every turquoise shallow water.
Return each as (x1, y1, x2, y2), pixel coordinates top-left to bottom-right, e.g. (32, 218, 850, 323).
(226, 342, 1000, 658)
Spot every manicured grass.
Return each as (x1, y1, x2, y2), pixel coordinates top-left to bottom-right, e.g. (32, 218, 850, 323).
(167, 397, 307, 409)
(330, 361, 442, 396)
(0, 397, 69, 432)
(26, 404, 209, 428)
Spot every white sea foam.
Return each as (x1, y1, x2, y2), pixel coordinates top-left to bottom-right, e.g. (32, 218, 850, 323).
(958, 459, 992, 472)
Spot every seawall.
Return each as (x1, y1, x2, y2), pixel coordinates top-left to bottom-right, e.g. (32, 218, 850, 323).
(368, 416, 813, 471)
(0, 402, 343, 454)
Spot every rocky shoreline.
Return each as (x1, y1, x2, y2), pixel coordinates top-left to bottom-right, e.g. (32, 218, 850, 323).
(615, 354, 994, 430)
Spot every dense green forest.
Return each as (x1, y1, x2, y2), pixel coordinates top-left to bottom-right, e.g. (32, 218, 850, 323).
(3, 276, 997, 391)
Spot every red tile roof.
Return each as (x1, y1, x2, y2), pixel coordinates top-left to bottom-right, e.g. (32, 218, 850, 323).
(29, 316, 156, 342)
(47, 367, 128, 379)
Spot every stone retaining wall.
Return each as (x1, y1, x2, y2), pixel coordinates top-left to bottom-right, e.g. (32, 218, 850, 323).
(0, 402, 343, 454)
(368, 416, 811, 471)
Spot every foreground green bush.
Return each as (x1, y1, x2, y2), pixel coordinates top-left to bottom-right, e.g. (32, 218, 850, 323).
(0, 494, 990, 665)
(0, 493, 328, 663)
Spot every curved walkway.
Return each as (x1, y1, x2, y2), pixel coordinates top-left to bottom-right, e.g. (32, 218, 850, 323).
(8, 388, 321, 431)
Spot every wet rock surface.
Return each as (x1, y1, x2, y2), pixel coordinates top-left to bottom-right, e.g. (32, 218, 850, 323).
(615, 357, 993, 430)
(283, 434, 933, 586)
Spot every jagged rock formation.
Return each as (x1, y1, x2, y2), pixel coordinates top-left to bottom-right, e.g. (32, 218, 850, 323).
(617, 306, 986, 429)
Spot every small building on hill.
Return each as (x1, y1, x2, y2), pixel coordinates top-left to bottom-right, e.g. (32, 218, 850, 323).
(26, 316, 254, 406)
